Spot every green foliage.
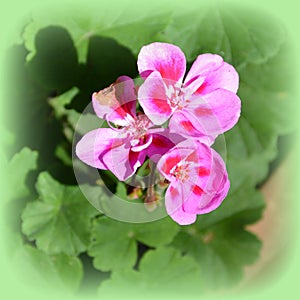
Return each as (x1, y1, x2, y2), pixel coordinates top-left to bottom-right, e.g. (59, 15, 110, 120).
(3, 1, 296, 296)
(88, 217, 179, 271)
(163, 5, 285, 66)
(23, 4, 172, 63)
(5, 147, 38, 201)
(12, 241, 83, 293)
(224, 43, 296, 190)
(99, 247, 202, 296)
(173, 225, 261, 290)
(48, 86, 79, 119)
(22, 172, 98, 255)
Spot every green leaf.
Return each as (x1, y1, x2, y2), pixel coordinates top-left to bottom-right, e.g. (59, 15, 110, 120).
(172, 224, 261, 290)
(22, 172, 98, 255)
(55, 143, 73, 166)
(171, 183, 264, 290)
(115, 182, 128, 199)
(88, 216, 180, 271)
(238, 43, 297, 137)
(5, 147, 38, 201)
(23, 4, 172, 63)
(198, 184, 265, 230)
(164, 4, 285, 66)
(12, 241, 83, 293)
(49, 87, 102, 136)
(99, 247, 202, 296)
(48, 86, 79, 119)
(99, 12, 172, 57)
(224, 117, 278, 191)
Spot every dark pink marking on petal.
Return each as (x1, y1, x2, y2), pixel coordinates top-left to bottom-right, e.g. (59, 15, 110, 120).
(194, 106, 213, 116)
(162, 155, 181, 175)
(151, 99, 173, 114)
(170, 185, 180, 198)
(185, 150, 198, 163)
(198, 167, 210, 177)
(115, 76, 137, 116)
(129, 149, 147, 172)
(114, 105, 128, 119)
(138, 71, 173, 125)
(194, 81, 208, 94)
(181, 120, 196, 133)
(92, 76, 137, 125)
(192, 185, 204, 196)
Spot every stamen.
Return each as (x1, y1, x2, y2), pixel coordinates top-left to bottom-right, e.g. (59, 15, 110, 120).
(124, 114, 153, 146)
(170, 160, 191, 182)
(166, 84, 187, 109)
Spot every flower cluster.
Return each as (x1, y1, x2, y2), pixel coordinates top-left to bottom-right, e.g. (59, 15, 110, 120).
(76, 42, 241, 225)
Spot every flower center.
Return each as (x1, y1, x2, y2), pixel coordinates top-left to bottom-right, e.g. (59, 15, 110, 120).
(166, 84, 186, 110)
(170, 160, 191, 183)
(126, 114, 153, 146)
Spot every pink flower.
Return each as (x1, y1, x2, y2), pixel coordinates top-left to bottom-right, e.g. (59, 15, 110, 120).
(137, 42, 241, 144)
(157, 139, 230, 225)
(76, 76, 177, 181)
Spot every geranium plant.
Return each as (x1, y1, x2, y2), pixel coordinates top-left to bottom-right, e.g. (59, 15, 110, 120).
(2, 3, 296, 298)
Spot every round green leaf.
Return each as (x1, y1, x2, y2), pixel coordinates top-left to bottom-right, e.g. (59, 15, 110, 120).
(88, 216, 180, 271)
(22, 172, 98, 255)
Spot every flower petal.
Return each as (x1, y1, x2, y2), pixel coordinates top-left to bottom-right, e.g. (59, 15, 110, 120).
(75, 128, 120, 169)
(131, 134, 153, 152)
(129, 150, 147, 176)
(197, 174, 230, 214)
(101, 140, 145, 181)
(188, 89, 241, 135)
(165, 183, 197, 225)
(170, 89, 241, 141)
(146, 129, 185, 163)
(184, 54, 239, 94)
(183, 145, 230, 214)
(201, 62, 239, 94)
(76, 128, 142, 181)
(114, 76, 137, 117)
(182, 75, 206, 96)
(197, 148, 230, 213)
(157, 151, 181, 182)
(156, 138, 203, 182)
(138, 71, 173, 125)
(137, 42, 186, 83)
(92, 76, 136, 126)
(168, 110, 216, 145)
(184, 54, 223, 84)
